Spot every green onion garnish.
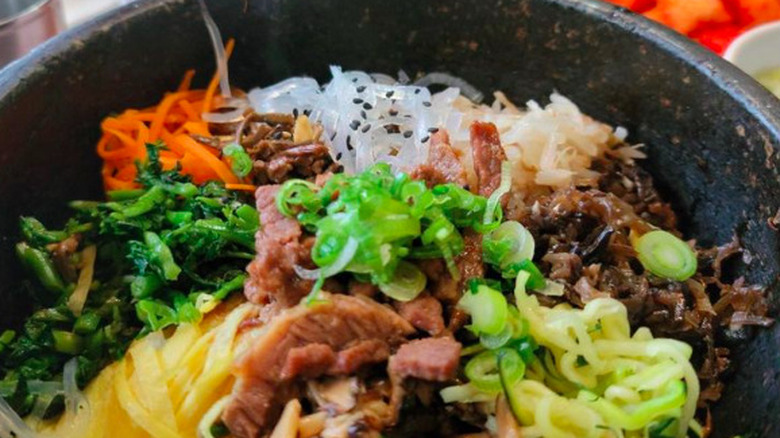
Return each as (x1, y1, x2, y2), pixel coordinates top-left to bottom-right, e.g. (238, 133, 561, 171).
(634, 230, 697, 281)
(277, 164, 499, 300)
(483, 220, 535, 272)
(222, 143, 254, 178)
(458, 284, 508, 336)
(465, 350, 504, 393)
(378, 261, 427, 302)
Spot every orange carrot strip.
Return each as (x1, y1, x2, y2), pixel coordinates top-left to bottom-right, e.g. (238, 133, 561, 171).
(102, 118, 139, 131)
(159, 156, 179, 171)
(178, 100, 200, 122)
(97, 137, 136, 161)
(149, 90, 205, 140)
(105, 128, 144, 160)
(177, 69, 196, 92)
(176, 134, 239, 184)
(179, 152, 219, 184)
(136, 121, 150, 148)
(115, 164, 137, 181)
(102, 164, 136, 191)
(225, 183, 257, 191)
(161, 130, 186, 155)
(183, 121, 210, 137)
(202, 39, 236, 112)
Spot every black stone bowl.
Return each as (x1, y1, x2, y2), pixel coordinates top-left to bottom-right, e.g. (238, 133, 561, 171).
(0, 0, 779, 435)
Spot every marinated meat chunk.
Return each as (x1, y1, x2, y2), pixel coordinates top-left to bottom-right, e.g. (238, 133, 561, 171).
(394, 294, 445, 336)
(388, 337, 462, 382)
(410, 130, 468, 187)
(455, 229, 485, 289)
(470, 121, 507, 198)
(223, 294, 414, 438)
(244, 185, 315, 308)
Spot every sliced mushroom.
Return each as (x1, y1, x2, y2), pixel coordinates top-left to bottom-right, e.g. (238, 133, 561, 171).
(307, 377, 359, 414)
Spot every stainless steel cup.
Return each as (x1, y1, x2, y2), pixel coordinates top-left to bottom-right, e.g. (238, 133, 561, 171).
(0, 0, 64, 68)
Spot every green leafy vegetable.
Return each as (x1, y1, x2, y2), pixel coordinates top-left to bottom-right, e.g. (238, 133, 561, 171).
(0, 143, 257, 417)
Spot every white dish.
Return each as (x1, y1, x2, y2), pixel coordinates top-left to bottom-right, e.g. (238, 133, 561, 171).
(723, 20, 780, 76)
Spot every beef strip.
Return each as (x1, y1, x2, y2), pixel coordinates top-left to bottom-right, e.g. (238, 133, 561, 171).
(409, 130, 468, 187)
(388, 337, 462, 382)
(244, 185, 315, 308)
(223, 294, 414, 438)
(387, 337, 462, 425)
(470, 121, 507, 199)
(394, 294, 445, 336)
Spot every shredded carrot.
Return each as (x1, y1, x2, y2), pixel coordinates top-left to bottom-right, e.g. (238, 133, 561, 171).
(175, 135, 239, 184)
(224, 184, 257, 192)
(97, 40, 246, 192)
(177, 69, 196, 92)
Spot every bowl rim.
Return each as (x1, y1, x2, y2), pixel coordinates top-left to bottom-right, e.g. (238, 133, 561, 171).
(0, 0, 778, 144)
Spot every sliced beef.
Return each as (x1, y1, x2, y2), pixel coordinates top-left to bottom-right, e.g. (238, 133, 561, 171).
(244, 185, 315, 308)
(386, 337, 462, 425)
(394, 294, 445, 336)
(388, 337, 462, 382)
(455, 229, 485, 288)
(470, 121, 507, 198)
(410, 130, 468, 187)
(252, 142, 341, 185)
(417, 259, 459, 303)
(223, 294, 414, 438)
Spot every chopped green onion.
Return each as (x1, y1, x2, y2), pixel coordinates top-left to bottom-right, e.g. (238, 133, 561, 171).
(634, 230, 697, 281)
(480, 324, 513, 350)
(278, 164, 500, 302)
(465, 350, 503, 393)
(497, 348, 526, 388)
(483, 220, 535, 271)
(222, 143, 254, 178)
(276, 179, 321, 217)
(458, 284, 508, 336)
(378, 261, 426, 302)
(504, 258, 546, 289)
(460, 343, 487, 357)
